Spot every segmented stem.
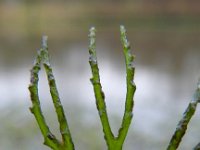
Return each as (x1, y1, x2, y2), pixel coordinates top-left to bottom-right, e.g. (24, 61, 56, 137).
(29, 36, 74, 150)
(167, 81, 200, 150)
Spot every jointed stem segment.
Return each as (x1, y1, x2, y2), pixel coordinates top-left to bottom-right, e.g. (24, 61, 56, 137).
(29, 36, 74, 150)
(88, 26, 136, 150)
(88, 27, 114, 146)
(167, 81, 200, 150)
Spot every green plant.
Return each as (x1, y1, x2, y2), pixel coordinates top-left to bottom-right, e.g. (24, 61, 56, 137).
(29, 26, 200, 150)
(167, 81, 200, 150)
(29, 36, 74, 150)
(88, 26, 135, 150)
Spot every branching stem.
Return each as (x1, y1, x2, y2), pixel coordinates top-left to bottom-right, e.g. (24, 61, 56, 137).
(29, 27, 200, 150)
(29, 36, 74, 150)
(88, 26, 136, 150)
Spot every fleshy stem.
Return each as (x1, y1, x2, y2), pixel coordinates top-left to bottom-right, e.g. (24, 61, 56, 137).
(117, 25, 136, 145)
(167, 81, 200, 150)
(88, 26, 136, 150)
(29, 36, 74, 150)
(88, 27, 114, 148)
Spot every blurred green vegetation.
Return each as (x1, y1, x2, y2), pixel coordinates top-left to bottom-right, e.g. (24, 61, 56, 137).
(0, 1, 200, 39)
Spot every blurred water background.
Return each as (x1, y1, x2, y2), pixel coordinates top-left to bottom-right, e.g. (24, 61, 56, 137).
(0, 0, 200, 149)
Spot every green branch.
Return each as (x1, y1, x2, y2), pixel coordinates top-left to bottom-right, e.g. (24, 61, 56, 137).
(29, 36, 74, 150)
(88, 27, 114, 147)
(117, 25, 136, 145)
(88, 26, 136, 150)
(167, 81, 200, 150)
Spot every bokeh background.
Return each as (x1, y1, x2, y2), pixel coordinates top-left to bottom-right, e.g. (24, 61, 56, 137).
(0, 0, 200, 149)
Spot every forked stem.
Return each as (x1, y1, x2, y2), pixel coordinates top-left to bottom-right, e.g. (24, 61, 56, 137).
(88, 26, 136, 150)
(29, 36, 74, 150)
